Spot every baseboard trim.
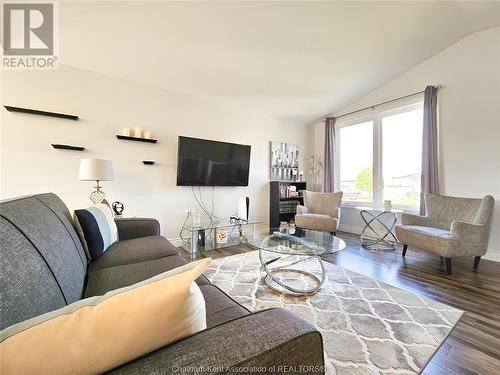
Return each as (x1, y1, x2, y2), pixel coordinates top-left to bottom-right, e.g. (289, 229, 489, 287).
(338, 224, 363, 235)
(484, 249, 500, 262)
(169, 237, 184, 247)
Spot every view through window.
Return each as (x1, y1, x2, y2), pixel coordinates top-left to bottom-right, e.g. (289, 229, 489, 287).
(339, 121, 373, 202)
(382, 108, 423, 206)
(337, 102, 423, 208)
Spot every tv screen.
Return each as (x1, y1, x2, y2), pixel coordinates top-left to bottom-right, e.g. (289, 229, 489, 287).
(176, 136, 251, 186)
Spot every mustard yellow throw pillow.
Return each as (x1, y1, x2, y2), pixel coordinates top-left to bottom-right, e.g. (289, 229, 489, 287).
(0, 258, 211, 375)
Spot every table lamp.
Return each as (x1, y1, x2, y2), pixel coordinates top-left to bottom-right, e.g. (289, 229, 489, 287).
(78, 159, 114, 204)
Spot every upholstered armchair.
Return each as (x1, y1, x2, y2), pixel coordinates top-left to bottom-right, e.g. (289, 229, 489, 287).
(295, 190, 343, 234)
(395, 193, 495, 275)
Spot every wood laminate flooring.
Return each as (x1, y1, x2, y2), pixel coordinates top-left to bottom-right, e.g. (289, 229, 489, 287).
(180, 231, 500, 374)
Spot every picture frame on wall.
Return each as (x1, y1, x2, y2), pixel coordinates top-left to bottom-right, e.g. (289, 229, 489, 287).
(270, 141, 299, 181)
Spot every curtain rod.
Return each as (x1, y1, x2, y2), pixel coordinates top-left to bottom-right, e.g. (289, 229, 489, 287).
(323, 85, 443, 122)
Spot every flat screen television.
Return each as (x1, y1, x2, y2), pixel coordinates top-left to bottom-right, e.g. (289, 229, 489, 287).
(176, 136, 251, 186)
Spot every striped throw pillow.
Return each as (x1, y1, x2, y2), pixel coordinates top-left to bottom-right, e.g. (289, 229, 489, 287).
(74, 203, 118, 259)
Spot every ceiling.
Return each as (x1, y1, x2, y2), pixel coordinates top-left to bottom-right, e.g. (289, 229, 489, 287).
(57, 1, 500, 124)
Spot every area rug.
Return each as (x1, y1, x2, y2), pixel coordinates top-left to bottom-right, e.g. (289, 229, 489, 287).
(203, 251, 463, 375)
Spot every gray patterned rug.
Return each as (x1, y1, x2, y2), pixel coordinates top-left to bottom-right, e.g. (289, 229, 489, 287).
(203, 251, 463, 375)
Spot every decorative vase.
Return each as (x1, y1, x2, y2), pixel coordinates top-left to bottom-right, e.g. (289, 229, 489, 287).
(384, 200, 392, 211)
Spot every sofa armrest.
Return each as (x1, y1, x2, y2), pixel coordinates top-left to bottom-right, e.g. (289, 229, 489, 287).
(332, 207, 340, 220)
(107, 308, 324, 375)
(115, 218, 160, 240)
(400, 213, 433, 226)
(296, 205, 310, 215)
(450, 220, 485, 240)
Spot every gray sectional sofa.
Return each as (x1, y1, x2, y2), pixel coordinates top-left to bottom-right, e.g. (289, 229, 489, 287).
(0, 193, 324, 374)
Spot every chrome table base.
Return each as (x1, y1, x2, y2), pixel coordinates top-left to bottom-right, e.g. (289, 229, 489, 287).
(360, 210, 398, 251)
(259, 251, 326, 296)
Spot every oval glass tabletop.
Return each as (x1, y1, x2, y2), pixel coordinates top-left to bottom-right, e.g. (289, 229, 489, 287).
(254, 228, 346, 256)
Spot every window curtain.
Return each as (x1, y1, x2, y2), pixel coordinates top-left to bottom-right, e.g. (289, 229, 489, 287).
(420, 85, 439, 215)
(324, 117, 336, 192)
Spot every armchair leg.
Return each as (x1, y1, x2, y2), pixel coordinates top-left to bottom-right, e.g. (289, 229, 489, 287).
(473, 256, 481, 272)
(402, 244, 408, 257)
(445, 258, 452, 275)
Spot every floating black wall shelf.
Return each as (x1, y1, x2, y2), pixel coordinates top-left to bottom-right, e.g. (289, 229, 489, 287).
(116, 135, 157, 144)
(142, 160, 155, 165)
(4, 106, 79, 120)
(52, 144, 85, 151)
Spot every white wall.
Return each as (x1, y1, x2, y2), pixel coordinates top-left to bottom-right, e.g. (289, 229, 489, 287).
(312, 27, 500, 261)
(0, 65, 311, 243)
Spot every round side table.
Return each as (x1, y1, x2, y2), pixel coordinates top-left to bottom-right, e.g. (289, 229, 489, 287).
(356, 207, 402, 251)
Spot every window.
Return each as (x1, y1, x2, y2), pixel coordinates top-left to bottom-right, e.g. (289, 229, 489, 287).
(339, 121, 373, 202)
(336, 102, 423, 209)
(382, 108, 423, 206)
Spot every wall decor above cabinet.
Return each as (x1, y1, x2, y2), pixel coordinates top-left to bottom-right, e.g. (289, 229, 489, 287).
(270, 141, 299, 181)
(116, 135, 157, 144)
(4, 106, 79, 120)
(51, 144, 85, 151)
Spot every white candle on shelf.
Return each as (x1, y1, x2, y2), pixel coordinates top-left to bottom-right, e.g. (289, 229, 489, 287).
(143, 131, 151, 139)
(122, 128, 130, 136)
(134, 128, 142, 138)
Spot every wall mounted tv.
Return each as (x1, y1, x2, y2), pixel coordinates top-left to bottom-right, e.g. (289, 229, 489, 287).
(176, 136, 251, 186)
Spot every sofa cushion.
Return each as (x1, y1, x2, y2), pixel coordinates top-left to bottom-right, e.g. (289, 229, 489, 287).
(1, 259, 211, 375)
(395, 224, 453, 257)
(89, 236, 178, 272)
(0, 217, 67, 330)
(85, 254, 209, 297)
(200, 284, 249, 328)
(295, 213, 337, 232)
(0, 194, 87, 312)
(35, 193, 88, 267)
(399, 225, 450, 237)
(85, 254, 187, 297)
(74, 204, 118, 259)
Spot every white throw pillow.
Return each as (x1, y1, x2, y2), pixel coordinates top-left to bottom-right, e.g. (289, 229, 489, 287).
(0, 258, 211, 375)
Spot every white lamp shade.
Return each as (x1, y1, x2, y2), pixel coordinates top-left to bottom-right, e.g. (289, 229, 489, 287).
(78, 159, 114, 181)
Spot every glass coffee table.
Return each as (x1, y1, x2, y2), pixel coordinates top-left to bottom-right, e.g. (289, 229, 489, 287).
(252, 228, 346, 296)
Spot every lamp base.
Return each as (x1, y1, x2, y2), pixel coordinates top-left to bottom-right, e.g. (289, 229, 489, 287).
(90, 187, 106, 204)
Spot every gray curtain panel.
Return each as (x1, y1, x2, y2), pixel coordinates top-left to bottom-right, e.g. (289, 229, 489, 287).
(421, 85, 440, 215)
(324, 117, 336, 192)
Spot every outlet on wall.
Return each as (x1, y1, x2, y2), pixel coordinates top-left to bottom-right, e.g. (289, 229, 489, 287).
(185, 208, 199, 217)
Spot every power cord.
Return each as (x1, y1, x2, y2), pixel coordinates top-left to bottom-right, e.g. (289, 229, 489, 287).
(179, 212, 191, 245)
(197, 186, 239, 241)
(192, 187, 215, 239)
(180, 186, 243, 247)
